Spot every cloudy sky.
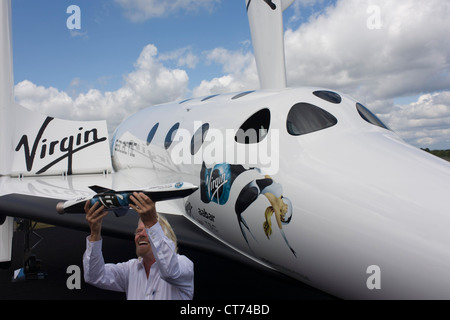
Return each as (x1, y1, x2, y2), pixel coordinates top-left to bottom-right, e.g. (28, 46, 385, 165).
(11, 0, 450, 149)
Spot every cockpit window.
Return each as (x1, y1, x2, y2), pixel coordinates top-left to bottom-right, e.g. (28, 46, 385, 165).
(146, 123, 159, 145)
(164, 123, 180, 149)
(235, 108, 270, 144)
(313, 90, 342, 104)
(287, 103, 338, 136)
(356, 103, 390, 130)
(191, 123, 209, 155)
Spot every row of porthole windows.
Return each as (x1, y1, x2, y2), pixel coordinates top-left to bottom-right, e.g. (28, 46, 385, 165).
(144, 99, 389, 155)
(178, 91, 256, 105)
(146, 122, 209, 155)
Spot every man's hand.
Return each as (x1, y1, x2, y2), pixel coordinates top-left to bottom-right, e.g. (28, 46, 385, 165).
(84, 201, 108, 242)
(130, 192, 157, 228)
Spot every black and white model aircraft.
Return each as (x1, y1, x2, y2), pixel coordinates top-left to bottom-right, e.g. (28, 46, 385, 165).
(1, 0, 450, 299)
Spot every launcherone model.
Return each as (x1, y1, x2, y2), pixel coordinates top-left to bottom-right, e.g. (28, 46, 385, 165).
(1, 0, 450, 299)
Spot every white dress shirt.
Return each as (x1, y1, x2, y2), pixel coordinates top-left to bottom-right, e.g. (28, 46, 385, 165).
(83, 222, 194, 300)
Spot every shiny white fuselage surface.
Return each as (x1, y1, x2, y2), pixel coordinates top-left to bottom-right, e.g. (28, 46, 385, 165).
(111, 87, 450, 299)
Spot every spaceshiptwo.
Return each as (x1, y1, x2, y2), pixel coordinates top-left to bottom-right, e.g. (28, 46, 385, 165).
(1, 0, 450, 299)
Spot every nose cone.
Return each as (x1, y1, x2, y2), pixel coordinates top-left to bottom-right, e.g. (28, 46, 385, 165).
(56, 202, 65, 214)
(282, 133, 450, 299)
(363, 147, 450, 299)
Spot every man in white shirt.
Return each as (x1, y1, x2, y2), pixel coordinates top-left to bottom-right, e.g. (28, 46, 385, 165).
(83, 192, 194, 300)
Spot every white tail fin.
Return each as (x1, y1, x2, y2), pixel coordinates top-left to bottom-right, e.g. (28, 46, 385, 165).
(0, 0, 112, 177)
(0, 0, 14, 264)
(0, 0, 111, 263)
(0, 0, 13, 176)
(11, 104, 112, 177)
(245, 0, 294, 90)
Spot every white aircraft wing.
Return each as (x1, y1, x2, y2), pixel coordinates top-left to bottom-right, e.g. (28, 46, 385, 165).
(0, 0, 264, 270)
(0, 167, 262, 269)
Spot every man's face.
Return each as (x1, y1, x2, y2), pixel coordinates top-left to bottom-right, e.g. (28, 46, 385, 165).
(135, 221, 153, 258)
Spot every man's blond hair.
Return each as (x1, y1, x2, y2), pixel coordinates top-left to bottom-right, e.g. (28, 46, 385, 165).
(158, 214, 178, 252)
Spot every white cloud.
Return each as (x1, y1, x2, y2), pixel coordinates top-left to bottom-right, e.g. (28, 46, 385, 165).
(158, 47, 199, 69)
(284, 0, 450, 100)
(288, 0, 330, 25)
(192, 47, 258, 96)
(15, 44, 189, 135)
(191, 0, 450, 149)
(382, 91, 450, 148)
(286, 0, 450, 149)
(192, 0, 450, 99)
(114, 0, 221, 22)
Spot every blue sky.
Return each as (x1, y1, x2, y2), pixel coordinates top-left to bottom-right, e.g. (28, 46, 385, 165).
(10, 0, 450, 149)
(12, 0, 253, 93)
